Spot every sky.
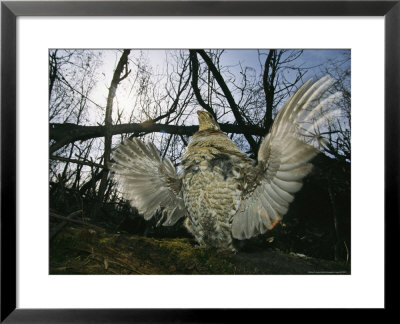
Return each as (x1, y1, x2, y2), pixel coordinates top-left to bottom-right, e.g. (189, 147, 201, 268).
(50, 48, 351, 181)
(97, 49, 349, 84)
(50, 48, 350, 133)
(89, 49, 350, 125)
(222, 49, 348, 71)
(90, 48, 349, 155)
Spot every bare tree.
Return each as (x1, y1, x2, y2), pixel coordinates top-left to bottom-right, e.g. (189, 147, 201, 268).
(49, 49, 103, 199)
(321, 51, 351, 161)
(98, 49, 131, 203)
(260, 50, 306, 131)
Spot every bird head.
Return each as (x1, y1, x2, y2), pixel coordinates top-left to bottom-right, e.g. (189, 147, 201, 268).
(197, 110, 220, 131)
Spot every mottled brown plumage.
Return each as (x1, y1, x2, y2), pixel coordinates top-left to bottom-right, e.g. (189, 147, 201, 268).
(109, 76, 341, 251)
(180, 111, 254, 250)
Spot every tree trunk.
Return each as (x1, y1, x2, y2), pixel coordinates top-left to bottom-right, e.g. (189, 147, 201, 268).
(263, 49, 276, 131)
(97, 49, 131, 204)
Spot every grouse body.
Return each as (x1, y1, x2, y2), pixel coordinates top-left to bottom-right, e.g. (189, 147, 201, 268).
(180, 122, 254, 250)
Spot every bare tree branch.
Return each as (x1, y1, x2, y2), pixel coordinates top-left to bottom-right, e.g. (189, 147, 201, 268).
(194, 49, 258, 153)
(49, 121, 266, 154)
(189, 50, 216, 117)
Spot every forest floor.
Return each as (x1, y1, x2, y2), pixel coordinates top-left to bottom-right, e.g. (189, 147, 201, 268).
(50, 224, 350, 275)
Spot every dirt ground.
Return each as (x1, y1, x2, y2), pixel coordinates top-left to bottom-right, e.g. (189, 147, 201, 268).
(50, 225, 349, 275)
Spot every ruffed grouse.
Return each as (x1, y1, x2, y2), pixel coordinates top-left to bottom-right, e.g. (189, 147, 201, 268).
(109, 76, 341, 251)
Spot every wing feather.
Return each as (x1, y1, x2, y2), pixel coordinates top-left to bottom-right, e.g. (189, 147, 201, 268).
(232, 76, 341, 239)
(109, 138, 186, 226)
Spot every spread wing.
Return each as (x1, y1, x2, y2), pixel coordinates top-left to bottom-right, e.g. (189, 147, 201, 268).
(232, 76, 342, 239)
(108, 138, 186, 226)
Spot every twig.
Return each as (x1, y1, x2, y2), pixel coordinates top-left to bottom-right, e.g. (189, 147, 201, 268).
(50, 155, 105, 169)
(50, 212, 104, 231)
(50, 210, 83, 241)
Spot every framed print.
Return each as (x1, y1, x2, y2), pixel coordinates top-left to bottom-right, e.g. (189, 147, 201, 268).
(1, 0, 398, 321)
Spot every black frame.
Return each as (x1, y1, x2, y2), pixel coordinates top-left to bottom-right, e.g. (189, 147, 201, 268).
(1, 0, 398, 321)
